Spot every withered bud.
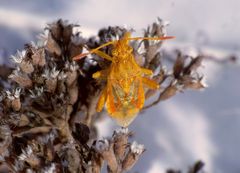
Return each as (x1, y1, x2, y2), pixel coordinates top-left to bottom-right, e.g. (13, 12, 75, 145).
(11, 98, 21, 111)
(173, 52, 185, 78)
(31, 48, 46, 66)
(0, 125, 12, 154)
(148, 52, 161, 71)
(184, 56, 203, 75)
(19, 60, 34, 74)
(94, 139, 119, 172)
(134, 51, 145, 67)
(184, 78, 207, 90)
(44, 142, 54, 161)
(146, 44, 161, 64)
(5, 88, 22, 111)
(66, 70, 78, 87)
(61, 148, 81, 173)
(9, 71, 33, 88)
(69, 43, 83, 59)
(122, 141, 145, 172)
(47, 20, 62, 39)
(5, 87, 21, 101)
(87, 154, 104, 173)
(10, 50, 25, 64)
(68, 84, 78, 105)
(159, 82, 178, 101)
(69, 33, 84, 57)
(46, 33, 62, 56)
(18, 145, 41, 168)
(18, 114, 30, 127)
(63, 23, 73, 44)
(42, 163, 57, 173)
(113, 127, 129, 161)
(45, 78, 57, 93)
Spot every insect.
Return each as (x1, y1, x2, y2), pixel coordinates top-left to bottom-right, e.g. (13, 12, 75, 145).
(73, 32, 174, 127)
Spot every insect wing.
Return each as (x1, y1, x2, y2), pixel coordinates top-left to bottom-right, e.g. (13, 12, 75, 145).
(106, 78, 144, 127)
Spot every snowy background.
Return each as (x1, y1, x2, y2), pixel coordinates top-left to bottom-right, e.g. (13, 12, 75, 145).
(0, 0, 240, 172)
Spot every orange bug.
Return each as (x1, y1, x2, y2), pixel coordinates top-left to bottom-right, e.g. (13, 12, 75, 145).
(73, 32, 174, 127)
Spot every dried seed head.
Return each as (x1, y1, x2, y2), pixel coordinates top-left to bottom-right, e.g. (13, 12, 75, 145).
(184, 56, 203, 75)
(45, 78, 57, 93)
(19, 60, 34, 74)
(37, 30, 49, 46)
(173, 53, 185, 78)
(130, 141, 145, 154)
(18, 145, 33, 161)
(11, 98, 21, 111)
(5, 90, 15, 101)
(12, 159, 24, 172)
(46, 33, 62, 56)
(68, 84, 78, 104)
(29, 86, 44, 98)
(71, 34, 85, 45)
(94, 139, 109, 152)
(113, 127, 129, 160)
(42, 67, 60, 80)
(114, 127, 129, 136)
(9, 69, 33, 88)
(159, 84, 178, 101)
(65, 61, 79, 72)
(11, 50, 26, 64)
(122, 141, 145, 172)
(26, 168, 35, 173)
(31, 48, 46, 66)
(41, 163, 56, 173)
(50, 67, 60, 79)
(58, 71, 67, 80)
(94, 139, 119, 172)
(60, 148, 81, 173)
(37, 129, 57, 145)
(5, 87, 21, 100)
(0, 126, 11, 153)
(184, 78, 207, 90)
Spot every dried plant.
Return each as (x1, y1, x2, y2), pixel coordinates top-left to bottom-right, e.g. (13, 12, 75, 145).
(0, 18, 229, 172)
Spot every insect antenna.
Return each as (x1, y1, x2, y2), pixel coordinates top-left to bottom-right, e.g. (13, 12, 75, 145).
(73, 41, 115, 60)
(127, 36, 175, 41)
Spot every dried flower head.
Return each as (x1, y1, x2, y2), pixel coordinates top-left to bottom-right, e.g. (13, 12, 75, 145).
(5, 87, 21, 100)
(11, 50, 26, 64)
(130, 141, 145, 155)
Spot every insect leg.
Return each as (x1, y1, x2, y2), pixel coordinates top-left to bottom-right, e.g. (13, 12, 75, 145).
(106, 83, 117, 114)
(94, 50, 113, 61)
(141, 68, 153, 76)
(134, 80, 145, 109)
(142, 77, 159, 89)
(96, 87, 108, 112)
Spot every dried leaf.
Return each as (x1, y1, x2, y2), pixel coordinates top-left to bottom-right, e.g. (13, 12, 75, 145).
(184, 56, 203, 75)
(173, 52, 184, 78)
